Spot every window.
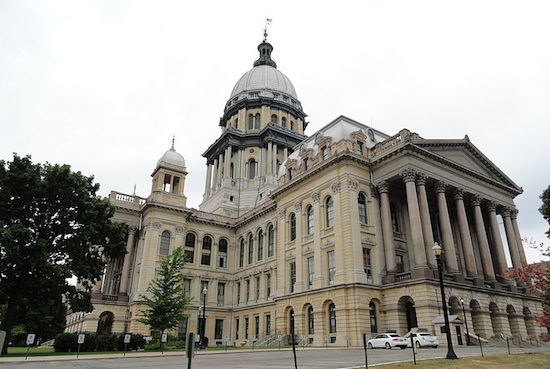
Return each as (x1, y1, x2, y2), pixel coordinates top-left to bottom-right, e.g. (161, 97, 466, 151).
(289, 213, 296, 241)
(307, 306, 314, 334)
(239, 238, 245, 267)
(288, 168, 292, 180)
(327, 250, 335, 285)
(245, 317, 249, 339)
(257, 229, 264, 261)
(201, 281, 208, 304)
(328, 303, 337, 333)
(218, 239, 228, 268)
(271, 114, 278, 125)
(236, 282, 241, 304)
(255, 316, 260, 338)
(178, 317, 188, 340)
(325, 196, 334, 227)
(290, 121, 294, 131)
(184, 233, 195, 262)
(358, 141, 364, 155)
(217, 282, 225, 306)
(235, 318, 240, 339)
(248, 234, 254, 264)
(307, 257, 314, 288)
(267, 225, 275, 257)
(306, 205, 314, 235)
(321, 146, 328, 160)
(363, 248, 373, 283)
(265, 314, 271, 335)
(254, 113, 261, 129)
(289, 262, 296, 293)
(249, 160, 257, 179)
(396, 254, 405, 273)
(255, 276, 260, 301)
(248, 114, 254, 129)
(303, 157, 309, 170)
(184, 279, 191, 296)
(369, 301, 378, 333)
(358, 192, 368, 224)
(246, 279, 250, 301)
(390, 203, 399, 232)
(160, 231, 171, 256)
(201, 236, 212, 266)
(266, 274, 271, 297)
(282, 117, 287, 128)
(215, 319, 223, 340)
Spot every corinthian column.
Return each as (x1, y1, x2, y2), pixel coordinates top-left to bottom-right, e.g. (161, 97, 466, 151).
(435, 181, 459, 273)
(487, 202, 509, 276)
(211, 158, 218, 193)
(502, 208, 522, 269)
(471, 195, 496, 280)
(454, 189, 478, 277)
(378, 181, 397, 276)
(511, 210, 527, 265)
(416, 173, 436, 268)
(401, 169, 427, 268)
(204, 163, 212, 197)
(119, 226, 137, 294)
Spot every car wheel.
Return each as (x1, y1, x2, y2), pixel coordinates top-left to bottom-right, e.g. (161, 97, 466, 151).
(368, 343, 373, 349)
(434, 345, 438, 349)
(385, 342, 391, 349)
(415, 341, 422, 349)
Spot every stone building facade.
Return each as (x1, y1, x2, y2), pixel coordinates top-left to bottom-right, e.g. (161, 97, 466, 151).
(65, 38, 545, 347)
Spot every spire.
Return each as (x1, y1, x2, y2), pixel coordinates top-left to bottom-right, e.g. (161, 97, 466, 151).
(254, 18, 277, 68)
(171, 134, 175, 151)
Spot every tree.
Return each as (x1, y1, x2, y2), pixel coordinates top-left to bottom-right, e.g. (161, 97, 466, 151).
(0, 154, 127, 354)
(138, 246, 191, 349)
(540, 185, 550, 238)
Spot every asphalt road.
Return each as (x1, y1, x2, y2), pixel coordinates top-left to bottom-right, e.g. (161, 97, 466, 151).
(4, 346, 549, 369)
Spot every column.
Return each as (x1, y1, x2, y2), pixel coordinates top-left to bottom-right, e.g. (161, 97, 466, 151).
(471, 195, 496, 280)
(272, 144, 278, 174)
(346, 179, 367, 282)
(238, 148, 244, 179)
(283, 147, 288, 161)
(119, 226, 137, 294)
(267, 142, 273, 175)
(204, 163, 213, 196)
(217, 153, 224, 187)
(377, 181, 397, 275)
(211, 158, 218, 193)
(261, 146, 267, 177)
(276, 210, 287, 296)
(511, 210, 527, 265)
(487, 202, 509, 276)
(401, 169, 428, 268)
(331, 182, 345, 284)
(224, 146, 232, 179)
(294, 201, 304, 292)
(416, 173, 436, 268)
(454, 189, 478, 277)
(311, 192, 324, 288)
(502, 208, 522, 269)
(435, 181, 459, 273)
(370, 186, 386, 283)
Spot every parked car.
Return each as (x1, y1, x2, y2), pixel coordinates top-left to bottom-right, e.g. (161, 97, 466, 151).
(406, 332, 439, 348)
(367, 333, 408, 349)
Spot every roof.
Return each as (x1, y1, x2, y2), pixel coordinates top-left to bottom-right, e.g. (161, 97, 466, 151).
(230, 65, 298, 100)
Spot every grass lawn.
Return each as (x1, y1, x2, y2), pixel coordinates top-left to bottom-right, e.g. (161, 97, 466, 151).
(367, 352, 550, 369)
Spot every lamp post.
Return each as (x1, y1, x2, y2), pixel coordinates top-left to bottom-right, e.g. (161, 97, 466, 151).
(460, 297, 471, 345)
(433, 243, 458, 360)
(200, 287, 208, 349)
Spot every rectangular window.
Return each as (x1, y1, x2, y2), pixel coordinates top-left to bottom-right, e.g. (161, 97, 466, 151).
(201, 253, 211, 266)
(265, 314, 271, 335)
(178, 317, 188, 340)
(266, 274, 271, 298)
(239, 242, 244, 267)
(184, 279, 191, 296)
(363, 248, 373, 283)
(396, 254, 405, 273)
(248, 241, 253, 264)
(255, 277, 260, 302)
(217, 282, 225, 306)
(245, 317, 249, 339)
(358, 141, 363, 155)
(307, 257, 314, 288)
(215, 319, 223, 340)
(235, 318, 240, 340)
(218, 251, 227, 268)
(201, 281, 208, 304)
(327, 251, 335, 285)
(289, 262, 296, 293)
(254, 316, 260, 338)
(321, 146, 328, 160)
(236, 282, 241, 304)
(246, 280, 250, 301)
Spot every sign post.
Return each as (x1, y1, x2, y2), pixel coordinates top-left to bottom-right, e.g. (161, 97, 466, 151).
(186, 332, 195, 369)
(161, 333, 168, 355)
(77, 334, 85, 359)
(362, 333, 369, 369)
(477, 334, 484, 357)
(25, 334, 35, 360)
(123, 333, 132, 356)
(224, 335, 229, 352)
(290, 324, 298, 369)
(410, 334, 417, 365)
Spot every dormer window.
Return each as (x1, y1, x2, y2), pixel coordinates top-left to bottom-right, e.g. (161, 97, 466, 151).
(303, 158, 309, 170)
(271, 114, 278, 125)
(282, 117, 287, 128)
(288, 168, 292, 180)
(358, 141, 364, 155)
(290, 121, 294, 131)
(321, 146, 328, 160)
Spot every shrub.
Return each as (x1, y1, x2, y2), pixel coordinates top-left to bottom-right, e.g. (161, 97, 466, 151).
(53, 332, 78, 352)
(117, 333, 146, 351)
(96, 333, 118, 351)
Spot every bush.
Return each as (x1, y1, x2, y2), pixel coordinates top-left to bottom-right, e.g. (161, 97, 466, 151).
(53, 332, 78, 352)
(144, 334, 184, 350)
(117, 333, 146, 351)
(96, 333, 118, 351)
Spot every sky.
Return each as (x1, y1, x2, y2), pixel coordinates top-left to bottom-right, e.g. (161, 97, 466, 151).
(1, 0, 549, 264)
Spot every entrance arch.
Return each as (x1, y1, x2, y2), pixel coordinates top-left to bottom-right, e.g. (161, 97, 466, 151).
(397, 296, 418, 334)
(523, 307, 537, 337)
(470, 299, 488, 338)
(96, 311, 114, 334)
(507, 305, 521, 337)
(489, 302, 501, 336)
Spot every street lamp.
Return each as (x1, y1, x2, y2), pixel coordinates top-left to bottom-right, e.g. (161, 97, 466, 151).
(460, 297, 471, 345)
(432, 242, 458, 360)
(200, 287, 208, 349)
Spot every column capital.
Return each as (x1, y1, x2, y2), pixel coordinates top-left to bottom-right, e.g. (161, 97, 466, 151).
(434, 180, 447, 194)
(278, 209, 286, 220)
(311, 191, 320, 202)
(487, 201, 498, 212)
(416, 172, 427, 186)
(470, 194, 482, 207)
(128, 226, 138, 235)
(400, 168, 417, 183)
(294, 201, 303, 212)
(377, 180, 390, 194)
(511, 209, 519, 219)
(501, 207, 512, 217)
(331, 181, 341, 193)
(453, 188, 465, 201)
(370, 184, 379, 198)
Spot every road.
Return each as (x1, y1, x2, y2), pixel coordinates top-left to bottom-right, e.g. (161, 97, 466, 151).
(3, 346, 549, 369)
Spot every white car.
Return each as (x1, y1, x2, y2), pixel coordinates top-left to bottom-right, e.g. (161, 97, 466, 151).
(367, 333, 408, 349)
(406, 332, 439, 348)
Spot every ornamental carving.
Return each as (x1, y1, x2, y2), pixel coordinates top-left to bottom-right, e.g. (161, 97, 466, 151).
(152, 222, 161, 229)
(435, 181, 446, 194)
(278, 209, 286, 220)
(311, 192, 320, 202)
(370, 184, 379, 198)
(501, 208, 512, 217)
(347, 179, 359, 191)
(416, 172, 427, 186)
(487, 201, 497, 212)
(470, 194, 482, 207)
(294, 201, 303, 212)
(128, 226, 138, 235)
(453, 188, 464, 201)
(175, 226, 184, 234)
(511, 209, 518, 219)
(400, 168, 417, 183)
(331, 182, 341, 193)
(377, 181, 390, 194)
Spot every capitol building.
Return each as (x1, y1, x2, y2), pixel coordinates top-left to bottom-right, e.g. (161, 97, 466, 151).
(65, 37, 545, 347)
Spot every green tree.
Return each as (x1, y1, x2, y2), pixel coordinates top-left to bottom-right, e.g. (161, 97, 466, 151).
(0, 154, 126, 354)
(138, 246, 191, 349)
(540, 185, 550, 237)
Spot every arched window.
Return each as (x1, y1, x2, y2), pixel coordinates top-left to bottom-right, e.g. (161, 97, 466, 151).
(271, 114, 278, 125)
(282, 117, 287, 128)
(306, 205, 314, 235)
(328, 303, 337, 333)
(358, 192, 368, 224)
(289, 213, 296, 241)
(248, 114, 254, 129)
(325, 196, 334, 227)
(249, 160, 257, 179)
(290, 121, 294, 131)
(239, 238, 245, 267)
(248, 234, 254, 264)
(307, 306, 314, 334)
(230, 163, 234, 179)
(184, 233, 195, 262)
(160, 231, 171, 256)
(267, 224, 275, 257)
(218, 239, 228, 268)
(254, 113, 261, 129)
(390, 203, 399, 232)
(201, 236, 212, 266)
(369, 301, 378, 333)
(257, 229, 264, 261)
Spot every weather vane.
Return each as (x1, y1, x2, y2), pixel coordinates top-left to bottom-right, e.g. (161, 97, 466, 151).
(264, 17, 272, 41)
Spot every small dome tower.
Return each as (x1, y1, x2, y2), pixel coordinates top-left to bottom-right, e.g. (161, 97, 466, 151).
(150, 138, 187, 207)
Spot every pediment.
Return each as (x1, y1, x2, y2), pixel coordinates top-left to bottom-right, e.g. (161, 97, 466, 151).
(424, 146, 497, 179)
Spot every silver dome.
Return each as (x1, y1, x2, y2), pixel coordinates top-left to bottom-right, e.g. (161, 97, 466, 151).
(230, 65, 298, 100)
(157, 147, 185, 168)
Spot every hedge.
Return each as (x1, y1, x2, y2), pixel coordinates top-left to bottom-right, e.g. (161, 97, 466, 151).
(53, 332, 145, 352)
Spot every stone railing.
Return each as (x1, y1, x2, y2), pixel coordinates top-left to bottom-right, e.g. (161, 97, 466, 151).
(109, 191, 146, 205)
(396, 272, 412, 281)
(371, 129, 421, 157)
(102, 294, 119, 302)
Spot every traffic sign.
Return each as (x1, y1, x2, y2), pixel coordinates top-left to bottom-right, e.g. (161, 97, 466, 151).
(26, 334, 35, 346)
(78, 334, 85, 344)
(124, 333, 132, 344)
